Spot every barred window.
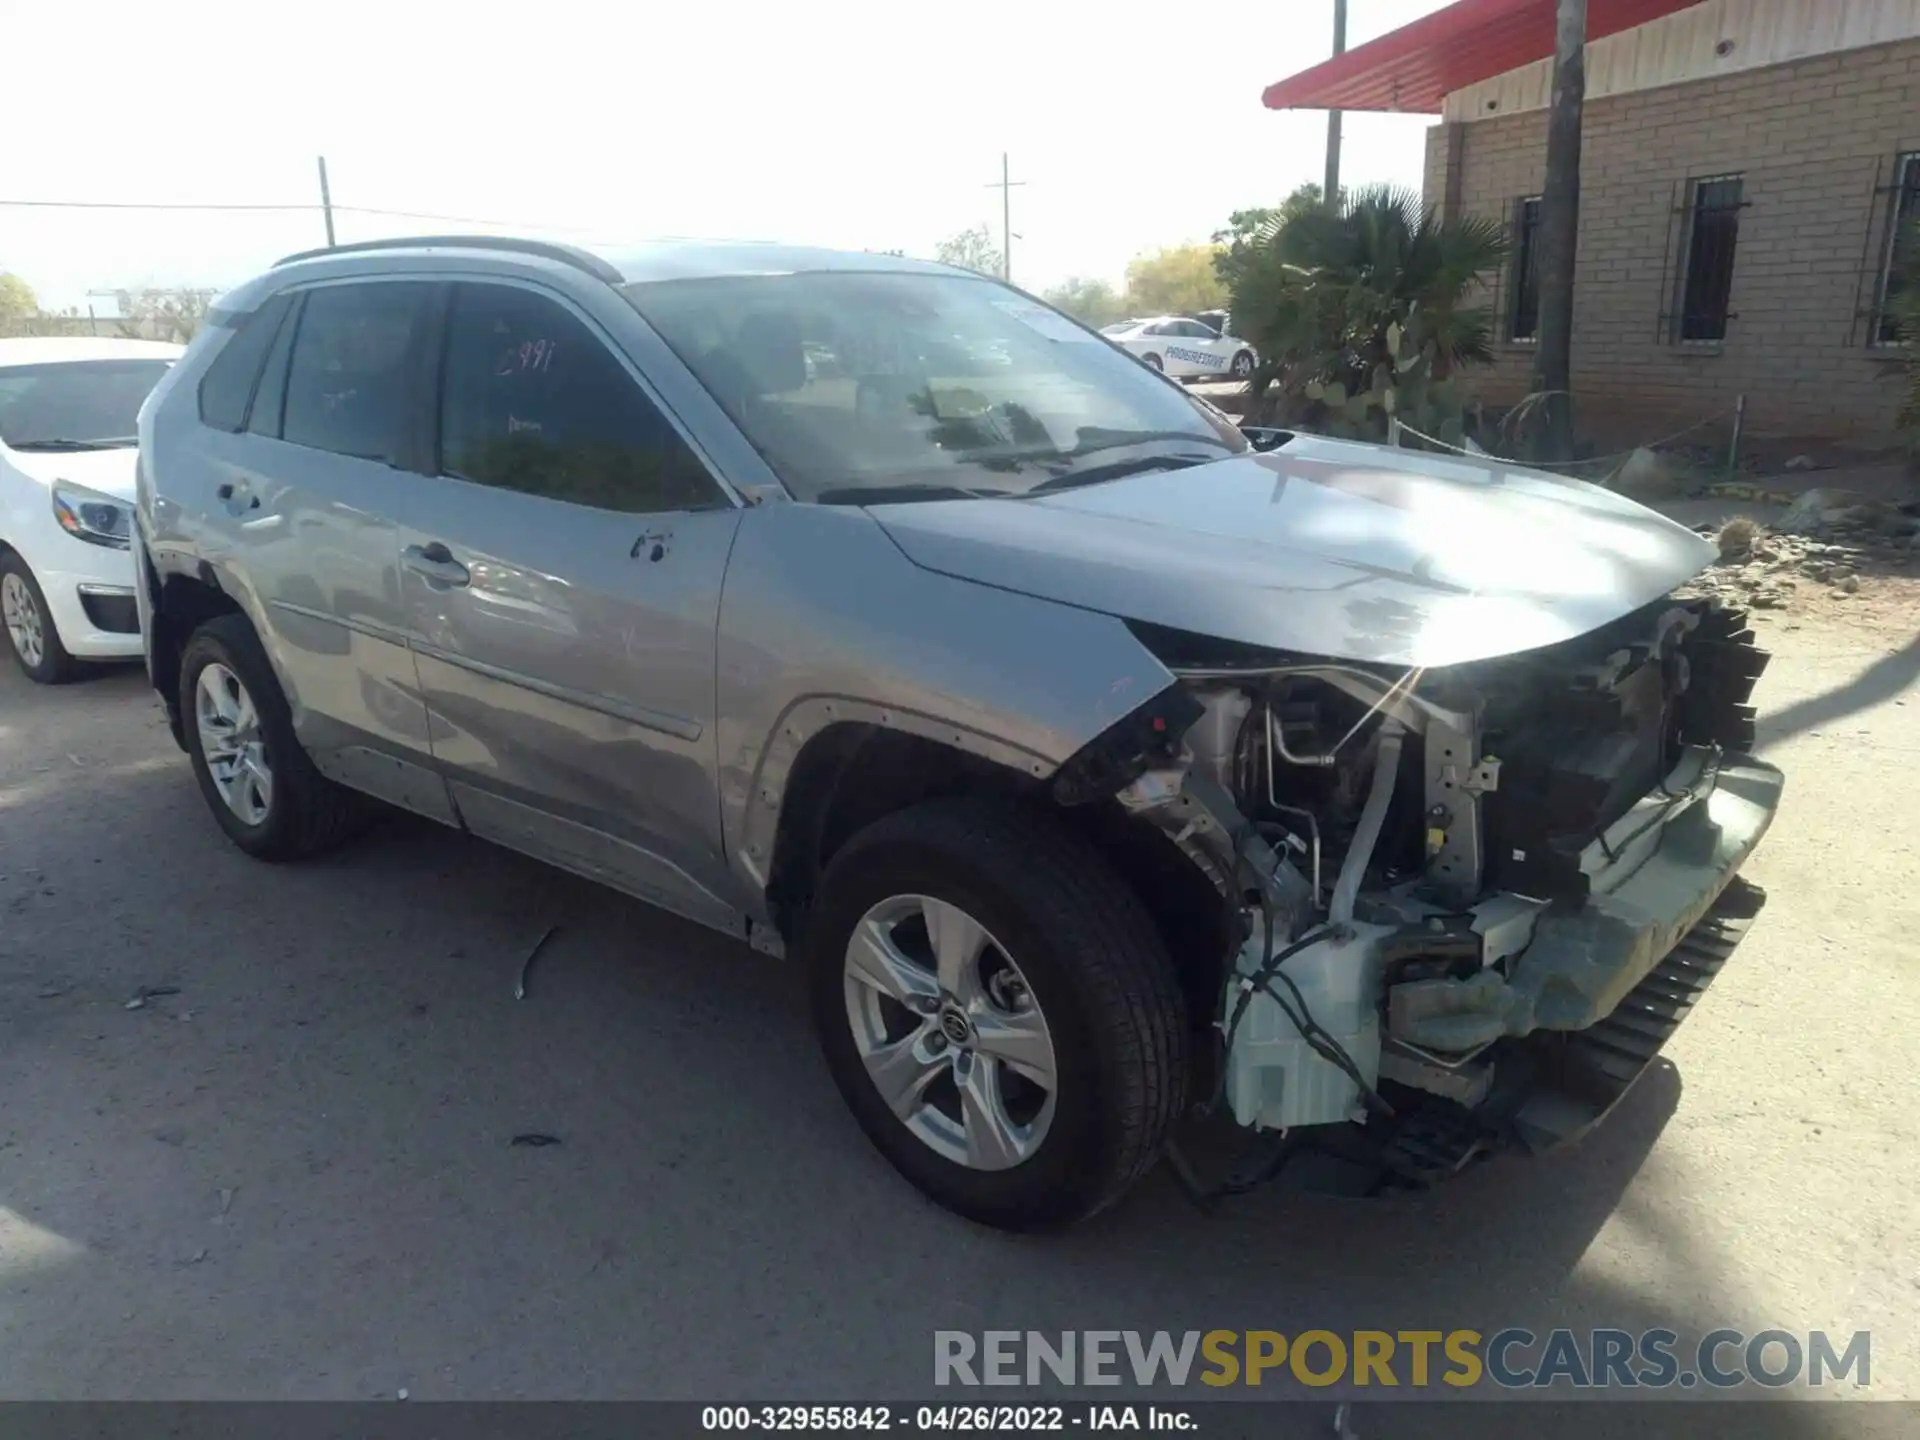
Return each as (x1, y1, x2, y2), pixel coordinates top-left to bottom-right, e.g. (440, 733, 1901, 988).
(1872, 152, 1920, 346)
(1507, 196, 1543, 342)
(1678, 175, 1744, 343)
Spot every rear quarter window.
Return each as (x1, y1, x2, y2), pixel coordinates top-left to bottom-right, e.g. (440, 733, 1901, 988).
(196, 293, 293, 432)
(281, 282, 435, 464)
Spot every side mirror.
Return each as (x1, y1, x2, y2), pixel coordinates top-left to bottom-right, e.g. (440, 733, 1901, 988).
(1240, 426, 1292, 453)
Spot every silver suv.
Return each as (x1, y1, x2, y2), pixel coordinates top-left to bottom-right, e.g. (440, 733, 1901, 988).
(137, 236, 1783, 1228)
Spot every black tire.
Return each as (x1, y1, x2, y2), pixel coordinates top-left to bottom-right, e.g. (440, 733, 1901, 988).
(1230, 350, 1254, 379)
(1, 553, 78, 684)
(178, 614, 368, 860)
(805, 797, 1188, 1230)
(1141, 353, 1164, 372)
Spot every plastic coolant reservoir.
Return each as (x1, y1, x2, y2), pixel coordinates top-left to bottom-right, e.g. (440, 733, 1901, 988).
(1223, 921, 1392, 1131)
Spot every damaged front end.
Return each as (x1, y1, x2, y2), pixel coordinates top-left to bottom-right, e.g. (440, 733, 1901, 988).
(1057, 596, 1783, 1187)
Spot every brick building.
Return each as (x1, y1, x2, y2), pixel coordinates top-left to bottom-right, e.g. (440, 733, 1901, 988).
(1265, 0, 1920, 445)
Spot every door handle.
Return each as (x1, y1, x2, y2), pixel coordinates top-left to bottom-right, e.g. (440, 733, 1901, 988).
(402, 542, 471, 588)
(215, 481, 261, 513)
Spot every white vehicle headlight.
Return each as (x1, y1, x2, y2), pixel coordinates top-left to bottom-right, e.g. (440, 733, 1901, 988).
(51, 481, 132, 551)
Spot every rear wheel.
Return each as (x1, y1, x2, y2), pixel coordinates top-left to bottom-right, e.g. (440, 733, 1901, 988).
(806, 797, 1187, 1229)
(1230, 350, 1254, 379)
(1, 556, 77, 684)
(179, 615, 368, 860)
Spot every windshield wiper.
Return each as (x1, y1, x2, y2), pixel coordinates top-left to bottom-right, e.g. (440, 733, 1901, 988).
(1067, 428, 1238, 457)
(814, 483, 1016, 505)
(9, 436, 135, 452)
(1025, 454, 1215, 494)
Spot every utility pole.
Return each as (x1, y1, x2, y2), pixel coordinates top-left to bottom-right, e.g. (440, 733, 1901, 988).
(1325, 0, 1348, 210)
(985, 153, 1026, 282)
(1532, 0, 1586, 461)
(317, 156, 337, 248)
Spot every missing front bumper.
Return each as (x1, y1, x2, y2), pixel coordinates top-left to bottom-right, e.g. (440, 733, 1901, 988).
(1374, 874, 1768, 1186)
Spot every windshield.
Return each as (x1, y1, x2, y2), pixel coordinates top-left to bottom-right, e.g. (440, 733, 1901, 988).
(624, 272, 1244, 502)
(0, 360, 173, 450)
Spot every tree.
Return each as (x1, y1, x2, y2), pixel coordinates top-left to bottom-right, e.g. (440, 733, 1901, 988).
(934, 225, 1004, 278)
(0, 273, 38, 326)
(1225, 184, 1509, 442)
(114, 288, 217, 344)
(1123, 245, 1227, 317)
(1040, 276, 1127, 328)
(1213, 184, 1340, 292)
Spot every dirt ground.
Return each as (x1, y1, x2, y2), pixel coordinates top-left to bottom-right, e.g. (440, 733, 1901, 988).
(1, 591, 1917, 1430)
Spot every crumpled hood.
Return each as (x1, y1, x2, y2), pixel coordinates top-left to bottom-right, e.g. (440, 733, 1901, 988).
(867, 434, 1716, 668)
(4, 446, 138, 502)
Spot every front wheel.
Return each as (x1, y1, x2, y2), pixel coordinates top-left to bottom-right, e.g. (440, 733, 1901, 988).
(806, 798, 1188, 1229)
(1141, 352, 1164, 372)
(1, 556, 77, 684)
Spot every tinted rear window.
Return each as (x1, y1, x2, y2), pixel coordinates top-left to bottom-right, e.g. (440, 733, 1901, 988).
(197, 293, 293, 432)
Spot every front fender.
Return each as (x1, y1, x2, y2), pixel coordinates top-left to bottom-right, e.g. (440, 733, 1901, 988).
(715, 502, 1176, 912)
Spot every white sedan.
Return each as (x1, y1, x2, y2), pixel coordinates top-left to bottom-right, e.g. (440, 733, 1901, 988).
(0, 337, 182, 682)
(1099, 315, 1256, 381)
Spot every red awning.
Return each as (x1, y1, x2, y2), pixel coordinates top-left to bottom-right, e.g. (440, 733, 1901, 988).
(1263, 0, 1704, 114)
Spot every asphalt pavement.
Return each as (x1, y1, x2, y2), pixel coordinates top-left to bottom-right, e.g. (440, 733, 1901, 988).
(1, 612, 1915, 1433)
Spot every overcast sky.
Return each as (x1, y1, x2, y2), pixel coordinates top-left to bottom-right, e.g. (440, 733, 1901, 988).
(2, 0, 1450, 310)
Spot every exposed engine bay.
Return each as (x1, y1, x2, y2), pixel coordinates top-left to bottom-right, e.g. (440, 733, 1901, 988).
(1065, 595, 1782, 1184)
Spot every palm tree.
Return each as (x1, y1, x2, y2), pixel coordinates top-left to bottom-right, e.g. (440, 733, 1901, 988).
(1227, 185, 1509, 436)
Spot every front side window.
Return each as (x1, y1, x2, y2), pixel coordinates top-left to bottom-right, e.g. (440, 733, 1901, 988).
(626, 272, 1243, 503)
(282, 282, 434, 463)
(1678, 175, 1744, 343)
(438, 283, 719, 514)
(0, 360, 173, 451)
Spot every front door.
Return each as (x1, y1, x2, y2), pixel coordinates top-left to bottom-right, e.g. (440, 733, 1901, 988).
(399, 279, 745, 930)
(1164, 320, 1230, 379)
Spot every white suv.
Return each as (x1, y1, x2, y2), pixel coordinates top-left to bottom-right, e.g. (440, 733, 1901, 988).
(0, 337, 182, 681)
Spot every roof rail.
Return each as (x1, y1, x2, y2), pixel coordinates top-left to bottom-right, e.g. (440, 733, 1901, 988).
(272, 234, 624, 285)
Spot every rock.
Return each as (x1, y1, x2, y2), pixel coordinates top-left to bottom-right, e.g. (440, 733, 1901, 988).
(1751, 590, 1785, 609)
(1829, 567, 1857, 584)
(1780, 490, 1837, 535)
(1841, 574, 1861, 594)
(1785, 454, 1818, 471)
(1611, 447, 1685, 499)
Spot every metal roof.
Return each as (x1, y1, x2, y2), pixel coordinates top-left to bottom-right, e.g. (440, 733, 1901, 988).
(1262, 0, 1706, 113)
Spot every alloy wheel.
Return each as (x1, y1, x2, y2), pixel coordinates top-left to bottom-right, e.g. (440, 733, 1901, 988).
(2, 573, 45, 669)
(842, 893, 1058, 1171)
(195, 661, 274, 826)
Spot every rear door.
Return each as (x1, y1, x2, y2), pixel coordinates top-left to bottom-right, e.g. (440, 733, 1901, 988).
(201, 279, 454, 821)
(399, 279, 745, 928)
